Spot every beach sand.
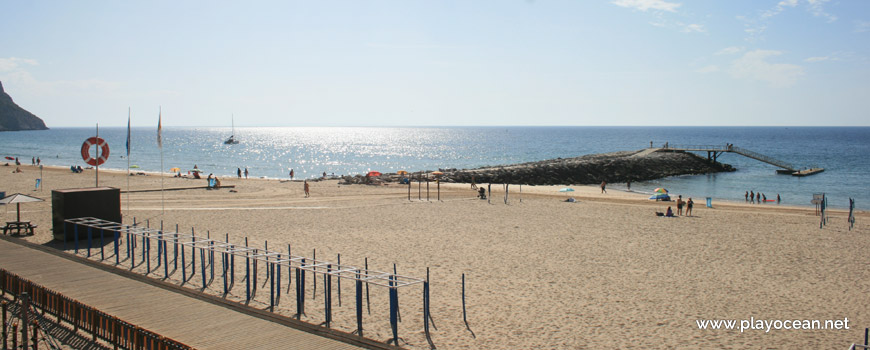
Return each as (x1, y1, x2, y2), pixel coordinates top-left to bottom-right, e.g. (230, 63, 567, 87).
(2, 164, 868, 349)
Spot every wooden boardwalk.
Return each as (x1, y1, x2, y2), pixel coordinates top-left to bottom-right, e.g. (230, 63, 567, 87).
(0, 238, 373, 350)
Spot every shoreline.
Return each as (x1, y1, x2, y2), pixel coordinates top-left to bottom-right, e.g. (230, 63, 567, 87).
(5, 162, 861, 214)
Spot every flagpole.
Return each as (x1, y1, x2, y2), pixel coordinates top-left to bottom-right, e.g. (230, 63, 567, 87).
(159, 107, 164, 216)
(127, 108, 131, 216)
(96, 123, 100, 187)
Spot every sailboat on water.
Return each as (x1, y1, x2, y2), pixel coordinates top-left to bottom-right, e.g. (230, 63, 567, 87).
(224, 115, 239, 144)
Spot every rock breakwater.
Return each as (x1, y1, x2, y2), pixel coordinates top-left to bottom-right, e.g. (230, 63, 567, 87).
(340, 149, 735, 185)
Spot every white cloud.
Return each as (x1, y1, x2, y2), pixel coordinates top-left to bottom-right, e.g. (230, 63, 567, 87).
(0, 57, 39, 72)
(729, 50, 804, 87)
(807, 0, 837, 22)
(854, 21, 870, 33)
(682, 24, 705, 33)
(611, 0, 681, 12)
(716, 46, 744, 55)
(804, 56, 829, 62)
(0, 56, 120, 96)
(695, 65, 719, 73)
(762, 0, 799, 19)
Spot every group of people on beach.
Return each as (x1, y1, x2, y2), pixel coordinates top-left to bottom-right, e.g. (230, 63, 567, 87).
(236, 167, 249, 179)
(663, 195, 694, 217)
(745, 191, 780, 204)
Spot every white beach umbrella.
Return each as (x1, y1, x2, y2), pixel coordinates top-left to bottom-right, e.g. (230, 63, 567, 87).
(0, 193, 44, 222)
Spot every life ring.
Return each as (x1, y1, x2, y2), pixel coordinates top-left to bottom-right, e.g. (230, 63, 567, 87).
(81, 137, 110, 166)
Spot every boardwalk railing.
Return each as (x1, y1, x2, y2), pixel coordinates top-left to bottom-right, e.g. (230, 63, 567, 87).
(0, 268, 194, 350)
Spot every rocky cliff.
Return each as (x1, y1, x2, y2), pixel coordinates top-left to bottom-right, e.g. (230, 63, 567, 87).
(341, 149, 735, 185)
(0, 81, 48, 131)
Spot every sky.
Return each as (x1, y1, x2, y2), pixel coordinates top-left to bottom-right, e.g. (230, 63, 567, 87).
(1, 0, 868, 127)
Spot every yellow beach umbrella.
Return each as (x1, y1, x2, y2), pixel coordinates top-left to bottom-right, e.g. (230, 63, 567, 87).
(397, 170, 408, 175)
(170, 167, 180, 172)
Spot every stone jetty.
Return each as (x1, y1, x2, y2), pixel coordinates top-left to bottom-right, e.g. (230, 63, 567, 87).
(340, 149, 735, 186)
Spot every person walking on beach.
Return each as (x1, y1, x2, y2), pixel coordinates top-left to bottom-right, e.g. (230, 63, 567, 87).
(36, 157, 40, 165)
(600, 181, 607, 194)
(676, 195, 684, 215)
(750, 190, 754, 203)
(471, 175, 477, 190)
(289, 169, 294, 180)
(756, 192, 760, 204)
(237, 168, 242, 178)
(626, 181, 631, 191)
(244, 167, 249, 179)
(745, 191, 749, 202)
(686, 198, 694, 216)
(304, 180, 310, 198)
(31, 157, 35, 165)
(777, 194, 781, 204)
(762, 193, 767, 202)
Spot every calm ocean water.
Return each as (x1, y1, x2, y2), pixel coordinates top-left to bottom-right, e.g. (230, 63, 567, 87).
(1, 126, 867, 209)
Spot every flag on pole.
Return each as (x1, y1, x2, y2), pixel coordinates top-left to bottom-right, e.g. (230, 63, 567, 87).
(157, 108, 163, 148)
(126, 112, 131, 156)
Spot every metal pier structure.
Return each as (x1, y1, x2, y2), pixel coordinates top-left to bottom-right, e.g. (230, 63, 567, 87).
(656, 143, 824, 176)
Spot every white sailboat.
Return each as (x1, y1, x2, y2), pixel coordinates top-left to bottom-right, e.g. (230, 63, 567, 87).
(224, 114, 239, 144)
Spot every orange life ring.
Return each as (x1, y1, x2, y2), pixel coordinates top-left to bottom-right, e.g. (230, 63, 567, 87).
(81, 137, 110, 166)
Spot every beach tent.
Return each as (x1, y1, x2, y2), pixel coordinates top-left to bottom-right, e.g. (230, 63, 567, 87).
(0, 193, 44, 222)
(649, 193, 670, 201)
(367, 171, 382, 177)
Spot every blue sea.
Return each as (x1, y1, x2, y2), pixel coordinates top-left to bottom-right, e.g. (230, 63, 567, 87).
(1, 126, 867, 209)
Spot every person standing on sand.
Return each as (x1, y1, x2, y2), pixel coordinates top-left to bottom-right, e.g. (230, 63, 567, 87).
(304, 180, 310, 198)
(676, 195, 684, 215)
(471, 175, 477, 190)
(745, 191, 749, 202)
(36, 157, 40, 165)
(686, 198, 694, 216)
(750, 190, 754, 203)
(626, 181, 631, 191)
(289, 169, 294, 180)
(237, 168, 242, 178)
(777, 194, 781, 204)
(762, 193, 767, 202)
(600, 181, 606, 193)
(244, 167, 249, 179)
(756, 192, 760, 204)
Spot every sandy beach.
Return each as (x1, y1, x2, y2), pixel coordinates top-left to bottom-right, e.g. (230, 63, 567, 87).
(2, 163, 868, 349)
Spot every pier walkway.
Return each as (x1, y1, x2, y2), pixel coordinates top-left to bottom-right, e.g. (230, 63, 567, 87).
(657, 144, 823, 176)
(0, 237, 369, 350)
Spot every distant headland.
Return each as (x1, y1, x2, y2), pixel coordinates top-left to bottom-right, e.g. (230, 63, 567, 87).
(0, 81, 48, 131)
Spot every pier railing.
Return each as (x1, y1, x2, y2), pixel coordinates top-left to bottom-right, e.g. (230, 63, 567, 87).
(662, 143, 799, 172)
(729, 146, 797, 171)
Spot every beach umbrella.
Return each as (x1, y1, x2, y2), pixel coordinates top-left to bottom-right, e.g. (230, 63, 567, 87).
(559, 187, 574, 197)
(431, 171, 444, 175)
(170, 167, 180, 172)
(367, 171, 382, 177)
(397, 170, 408, 175)
(0, 193, 44, 222)
(653, 188, 668, 194)
(4, 157, 13, 160)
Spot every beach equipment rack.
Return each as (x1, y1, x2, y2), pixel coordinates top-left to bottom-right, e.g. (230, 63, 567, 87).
(64, 217, 431, 347)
